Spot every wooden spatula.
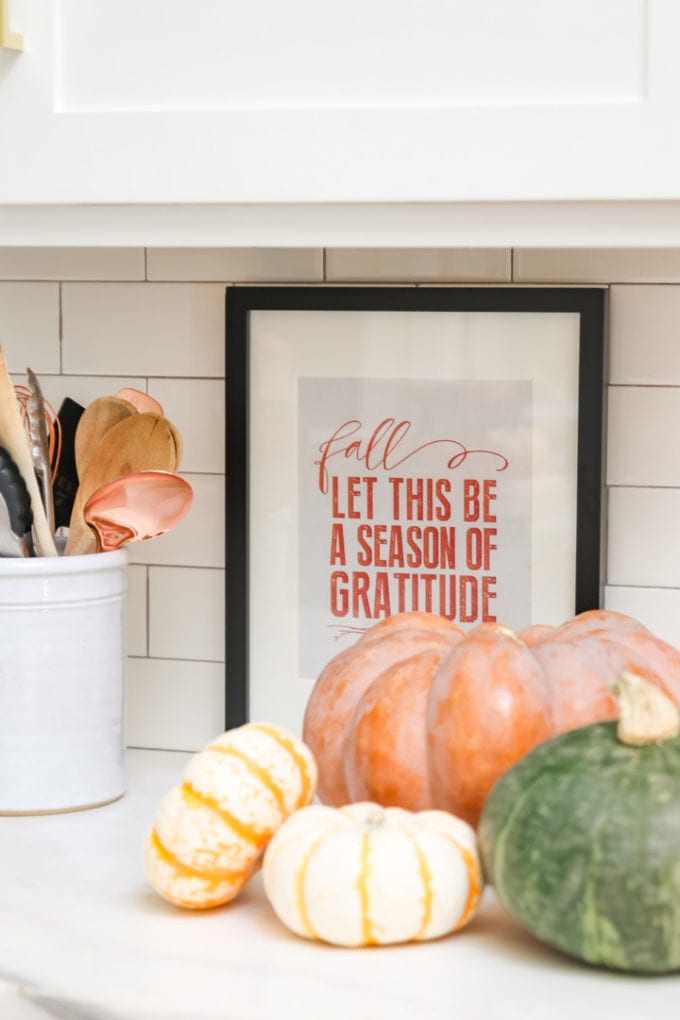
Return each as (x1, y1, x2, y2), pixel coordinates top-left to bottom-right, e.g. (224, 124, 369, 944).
(74, 395, 137, 480)
(65, 412, 181, 556)
(0, 348, 57, 556)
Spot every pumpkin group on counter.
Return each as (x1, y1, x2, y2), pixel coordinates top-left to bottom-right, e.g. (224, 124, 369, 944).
(302, 609, 680, 826)
(143, 607, 680, 975)
(145, 722, 317, 909)
(263, 801, 483, 947)
(479, 673, 680, 974)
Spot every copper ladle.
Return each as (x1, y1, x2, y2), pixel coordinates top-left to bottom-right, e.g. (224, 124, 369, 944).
(83, 471, 193, 553)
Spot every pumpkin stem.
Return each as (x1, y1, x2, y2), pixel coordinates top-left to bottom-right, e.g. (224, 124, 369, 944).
(611, 672, 680, 746)
(492, 624, 526, 646)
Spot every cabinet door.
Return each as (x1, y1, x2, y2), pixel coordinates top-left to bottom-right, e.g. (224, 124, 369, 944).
(1, 0, 679, 204)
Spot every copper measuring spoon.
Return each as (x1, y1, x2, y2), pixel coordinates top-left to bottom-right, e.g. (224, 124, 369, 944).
(82, 471, 193, 553)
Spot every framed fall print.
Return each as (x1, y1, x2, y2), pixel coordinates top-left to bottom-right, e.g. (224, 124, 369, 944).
(225, 286, 605, 734)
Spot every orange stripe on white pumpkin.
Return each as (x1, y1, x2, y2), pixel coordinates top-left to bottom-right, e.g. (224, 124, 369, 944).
(144, 826, 253, 911)
(447, 836, 483, 930)
(408, 834, 434, 940)
(251, 722, 316, 807)
(293, 835, 325, 940)
(148, 828, 250, 886)
(204, 743, 287, 816)
(356, 833, 376, 945)
(180, 781, 270, 848)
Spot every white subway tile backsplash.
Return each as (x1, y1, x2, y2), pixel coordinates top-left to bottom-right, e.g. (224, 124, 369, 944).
(515, 249, 680, 283)
(604, 585, 680, 649)
(127, 473, 224, 568)
(125, 658, 225, 751)
(3, 246, 680, 750)
(0, 284, 60, 373)
(147, 247, 323, 282)
(126, 565, 148, 657)
(62, 283, 226, 377)
(149, 567, 225, 661)
(0, 248, 144, 281)
(147, 378, 224, 473)
(607, 386, 680, 486)
(607, 488, 680, 587)
(326, 248, 511, 282)
(610, 286, 680, 384)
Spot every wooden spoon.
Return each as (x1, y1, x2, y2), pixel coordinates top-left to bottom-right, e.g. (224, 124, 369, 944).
(167, 418, 183, 469)
(74, 396, 137, 480)
(113, 390, 183, 465)
(0, 348, 57, 556)
(65, 413, 181, 556)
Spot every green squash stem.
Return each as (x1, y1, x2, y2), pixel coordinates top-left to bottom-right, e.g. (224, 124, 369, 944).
(611, 672, 680, 747)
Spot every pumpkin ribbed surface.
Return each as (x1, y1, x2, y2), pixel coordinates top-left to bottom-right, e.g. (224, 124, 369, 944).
(303, 609, 680, 826)
(262, 801, 483, 946)
(479, 721, 680, 973)
(145, 723, 317, 909)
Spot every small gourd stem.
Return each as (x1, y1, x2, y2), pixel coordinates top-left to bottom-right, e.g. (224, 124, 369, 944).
(611, 672, 680, 747)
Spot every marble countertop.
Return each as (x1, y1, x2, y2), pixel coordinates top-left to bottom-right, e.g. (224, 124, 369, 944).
(1, 749, 679, 1020)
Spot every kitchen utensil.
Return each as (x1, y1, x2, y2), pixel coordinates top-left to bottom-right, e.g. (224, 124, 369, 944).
(65, 412, 181, 556)
(83, 470, 193, 552)
(166, 417, 183, 469)
(74, 395, 137, 481)
(52, 397, 85, 529)
(115, 387, 164, 416)
(0, 445, 33, 556)
(14, 383, 62, 475)
(0, 348, 57, 557)
(26, 367, 56, 538)
(0, 497, 26, 557)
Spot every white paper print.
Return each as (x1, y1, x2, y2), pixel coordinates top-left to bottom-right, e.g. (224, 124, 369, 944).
(298, 376, 532, 677)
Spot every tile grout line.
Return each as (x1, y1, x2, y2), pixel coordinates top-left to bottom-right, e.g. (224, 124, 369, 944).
(605, 583, 680, 591)
(127, 563, 225, 571)
(58, 282, 64, 373)
(607, 483, 680, 490)
(127, 654, 225, 664)
(126, 745, 199, 754)
(145, 565, 150, 658)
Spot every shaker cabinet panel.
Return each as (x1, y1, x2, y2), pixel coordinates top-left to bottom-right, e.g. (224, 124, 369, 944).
(1, 0, 679, 204)
(56, 0, 641, 112)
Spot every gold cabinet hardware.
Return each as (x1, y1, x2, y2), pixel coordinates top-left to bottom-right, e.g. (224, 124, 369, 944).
(0, 0, 23, 50)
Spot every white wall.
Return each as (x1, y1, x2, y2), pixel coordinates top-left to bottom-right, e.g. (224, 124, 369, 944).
(0, 246, 677, 751)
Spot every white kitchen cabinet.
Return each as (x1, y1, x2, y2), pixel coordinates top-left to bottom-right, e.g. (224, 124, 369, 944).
(2, 0, 680, 246)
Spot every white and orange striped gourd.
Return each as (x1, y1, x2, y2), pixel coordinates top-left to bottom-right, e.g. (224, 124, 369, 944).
(145, 723, 317, 909)
(262, 801, 483, 946)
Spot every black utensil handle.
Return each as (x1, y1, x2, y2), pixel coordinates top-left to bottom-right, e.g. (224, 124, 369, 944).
(0, 445, 34, 537)
(52, 397, 85, 529)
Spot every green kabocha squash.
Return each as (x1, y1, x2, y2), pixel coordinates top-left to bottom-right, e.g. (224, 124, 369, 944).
(479, 673, 680, 974)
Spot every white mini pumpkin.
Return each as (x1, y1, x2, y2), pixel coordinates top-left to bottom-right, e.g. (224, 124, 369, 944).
(262, 801, 483, 946)
(145, 722, 317, 909)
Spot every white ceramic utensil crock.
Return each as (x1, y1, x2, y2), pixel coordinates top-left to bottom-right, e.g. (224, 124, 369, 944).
(0, 548, 127, 813)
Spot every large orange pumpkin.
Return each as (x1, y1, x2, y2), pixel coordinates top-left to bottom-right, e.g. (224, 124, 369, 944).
(302, 610, 680, 827)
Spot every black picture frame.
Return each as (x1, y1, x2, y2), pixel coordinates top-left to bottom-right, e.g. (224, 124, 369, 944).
(225, 286, 605, 729)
